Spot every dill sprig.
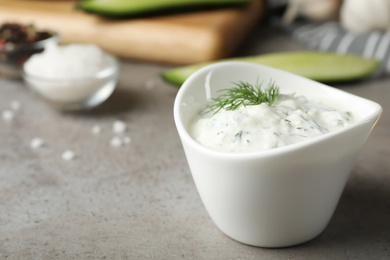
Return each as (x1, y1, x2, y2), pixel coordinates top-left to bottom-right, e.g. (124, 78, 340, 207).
(204, 80, 280, 116)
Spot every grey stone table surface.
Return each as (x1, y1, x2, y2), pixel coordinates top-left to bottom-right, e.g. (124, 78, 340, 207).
(1, 26, 389, 259)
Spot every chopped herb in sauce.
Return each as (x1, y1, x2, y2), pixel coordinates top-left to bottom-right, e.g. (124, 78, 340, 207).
(191, 80, 353, 153)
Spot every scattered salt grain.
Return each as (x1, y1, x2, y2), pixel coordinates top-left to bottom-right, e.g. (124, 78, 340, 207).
(145, 80, 155, 90)
(10, 100, 21, 111)
(2, 109, 14, 122)
(110, 136, 123, 147)
(62, 150, 76, 161)
(113, 120, 126, 134)
(91, 125, 102, 134)
(30, 138, 44, 149)
(123, 136, 132, 144)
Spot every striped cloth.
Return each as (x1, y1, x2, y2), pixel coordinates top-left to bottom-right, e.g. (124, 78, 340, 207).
(270, 19, 390, 75)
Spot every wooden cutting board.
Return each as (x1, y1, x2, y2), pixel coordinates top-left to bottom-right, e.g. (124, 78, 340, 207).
(0, 0, 264, 64)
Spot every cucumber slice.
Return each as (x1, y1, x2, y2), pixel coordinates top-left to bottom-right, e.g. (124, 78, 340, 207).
(79, 0, 252, 17)
(162, 52, 380, 86)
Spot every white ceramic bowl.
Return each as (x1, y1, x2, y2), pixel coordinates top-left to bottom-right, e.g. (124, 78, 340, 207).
(173, 61, 382, 248)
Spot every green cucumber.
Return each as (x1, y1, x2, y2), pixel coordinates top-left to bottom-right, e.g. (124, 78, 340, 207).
(162, 52, 380, 86)
(79, 0, 252, 17)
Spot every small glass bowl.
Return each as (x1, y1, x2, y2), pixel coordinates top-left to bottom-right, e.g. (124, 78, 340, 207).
(0, 32, 59, 78)
(22, 54, 119, 111)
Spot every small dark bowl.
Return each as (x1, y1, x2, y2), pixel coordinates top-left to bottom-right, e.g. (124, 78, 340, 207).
(0, 32, 59, 78)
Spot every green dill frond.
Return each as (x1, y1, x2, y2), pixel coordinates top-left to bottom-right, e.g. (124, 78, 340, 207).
(203, 80, 280, 116)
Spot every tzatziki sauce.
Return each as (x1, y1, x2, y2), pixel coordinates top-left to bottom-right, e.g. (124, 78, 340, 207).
(190, 93, 352, 153)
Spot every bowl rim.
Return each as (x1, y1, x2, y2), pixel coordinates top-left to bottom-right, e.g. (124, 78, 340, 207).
(174, 61, 383, 159)
(0, 32, 60, 52)
(22, 52, 119, 82)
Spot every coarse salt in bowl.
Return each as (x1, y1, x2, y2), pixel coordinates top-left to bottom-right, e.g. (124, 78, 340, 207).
(174, 61, 382, 248)
(22, 43, 119, 111)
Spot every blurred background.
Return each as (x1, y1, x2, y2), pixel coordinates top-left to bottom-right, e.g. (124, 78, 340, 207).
(2, 0, 390, 75)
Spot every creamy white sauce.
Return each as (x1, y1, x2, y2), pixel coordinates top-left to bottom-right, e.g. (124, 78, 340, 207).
(191, 93, 352, 153)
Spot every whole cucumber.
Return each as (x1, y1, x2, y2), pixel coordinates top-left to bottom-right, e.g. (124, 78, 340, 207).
(79, 0, 253, 17)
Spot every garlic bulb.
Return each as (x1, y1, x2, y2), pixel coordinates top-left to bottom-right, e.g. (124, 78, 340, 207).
(283, 0, 342, 24)
(341, 0, 390, 33)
